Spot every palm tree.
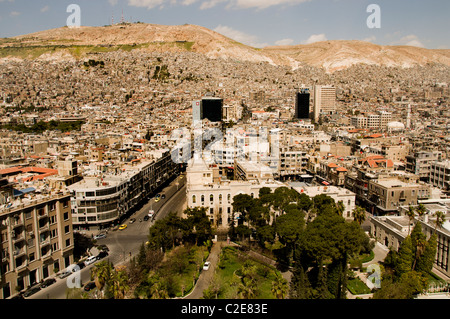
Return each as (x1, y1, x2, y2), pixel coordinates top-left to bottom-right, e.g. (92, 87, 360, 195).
(336, 200, 345, 217)
(150, 282, 169, 299)
(91, 261, 112, 297)
(111, 268, 130, 299)
(416, 203, 426, 219)
(352, 206, 366, 225)
(271, 275, 289, 299)
(406, 206, 416, 235)
(434, 211, 446, 232)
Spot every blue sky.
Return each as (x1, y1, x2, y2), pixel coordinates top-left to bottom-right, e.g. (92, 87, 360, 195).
(0, 0, 449, 49)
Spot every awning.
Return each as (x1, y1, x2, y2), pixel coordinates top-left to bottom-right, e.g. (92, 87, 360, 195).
(322, 181, 330, 186)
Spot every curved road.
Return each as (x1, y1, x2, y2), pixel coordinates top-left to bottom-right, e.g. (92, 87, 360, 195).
(29, 174, 186, 299)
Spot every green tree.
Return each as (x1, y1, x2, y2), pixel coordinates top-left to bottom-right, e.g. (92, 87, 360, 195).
(184, 207, 212, 245)
(406, 206, 416, 235)
(395, 236, 414, 278)
(352, 206, 366, 225)
(271, 274, 289, 299)
(415, 233, 437, 275)
(434, 211, 446, 232)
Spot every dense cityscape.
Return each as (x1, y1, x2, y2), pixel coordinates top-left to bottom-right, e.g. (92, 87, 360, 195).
(0, 18, 449, 302)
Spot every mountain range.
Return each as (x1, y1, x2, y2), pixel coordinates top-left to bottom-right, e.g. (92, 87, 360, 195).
(2, 23, 450, 72)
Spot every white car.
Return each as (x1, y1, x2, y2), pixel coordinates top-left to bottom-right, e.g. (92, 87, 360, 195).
(203, 261, 211, 271)
(84, 256, 97, 266)
(148, 210, 154, 217)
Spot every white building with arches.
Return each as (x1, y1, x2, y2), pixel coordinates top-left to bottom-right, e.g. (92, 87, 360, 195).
(185, 156, 285, 230)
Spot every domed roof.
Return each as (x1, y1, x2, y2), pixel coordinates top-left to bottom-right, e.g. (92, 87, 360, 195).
(387, 121, 405, 130)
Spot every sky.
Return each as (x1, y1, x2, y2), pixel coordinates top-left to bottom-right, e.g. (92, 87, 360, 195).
(0, 0, 449, 49)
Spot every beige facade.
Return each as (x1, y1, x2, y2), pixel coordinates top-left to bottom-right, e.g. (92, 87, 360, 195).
(0, 194, 74, 299)
(313, 85, 336, 122)
(367, 178, 424, 213)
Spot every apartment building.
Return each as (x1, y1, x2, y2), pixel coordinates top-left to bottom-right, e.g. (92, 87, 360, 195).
(68, 151, 179, 230)
(406, 151, 442, 182)
(367, 178, 425, 215)
(0, 182, 74, 299)
(429, 160, 450, 193)
(313, 85, 336, 122)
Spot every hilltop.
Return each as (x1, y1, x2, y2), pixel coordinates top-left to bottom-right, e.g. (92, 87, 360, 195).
(1, 23, 449, 72)
(263, 40, 450, 72)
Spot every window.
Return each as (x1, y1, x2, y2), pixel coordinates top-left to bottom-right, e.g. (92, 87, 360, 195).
(219, 194, 222, 203)
(201, 195, 205, 203)
(48, 202, 56, 211)
(192, 195, 196, 204)
(63, 212, 69, 221)
(228, 194, 231, 203)
(65, 239, 71, 247)
(210, 194, 214, 202)
(64, 225, 70, 234)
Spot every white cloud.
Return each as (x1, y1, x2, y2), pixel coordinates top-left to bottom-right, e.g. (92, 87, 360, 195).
(40, 5, 50, 13)
(127, 0, 166, 9)
(397, 34, 424, 48)
(275, 38, 294, 46)
(214, 25, 268, 48)
(181, 0, 198, 5)
(303, 33, 327, 44)
(109, 0, 119, 6)
(231, 0, 310, 10)
(128, 0, 309, 10)
(200, 0, 227, 9)
(10, 11, 20, 17)
(362, 36, 376, 43)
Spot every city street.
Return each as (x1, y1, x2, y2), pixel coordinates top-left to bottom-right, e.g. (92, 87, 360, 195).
(29, 173, 186, 299)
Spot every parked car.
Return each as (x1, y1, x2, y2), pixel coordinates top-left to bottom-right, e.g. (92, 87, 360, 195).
(94, 233, 107, 240)
(203, 261, 211, 271)
(58, 271, 71, 279)
(96, 244, 109, 252)
(84, 281, 97, 291)
(23, 286, 41, 297)
(40, 278, 56, 288)
(77, 262, 86, 270)
(96, 251, 108, 260)
(84, 256, 97, 266)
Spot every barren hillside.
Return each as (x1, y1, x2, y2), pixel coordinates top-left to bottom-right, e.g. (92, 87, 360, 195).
(2, 24, 449, 72)
(263, 40, 450, 72)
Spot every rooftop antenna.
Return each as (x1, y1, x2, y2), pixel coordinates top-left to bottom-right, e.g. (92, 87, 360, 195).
(121, 9, 124, 24)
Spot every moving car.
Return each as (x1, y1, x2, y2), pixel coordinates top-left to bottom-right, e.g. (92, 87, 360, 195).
(148, 210, 154, 217)
(203, 261, 211, 271)
(94, 233, 106, 240)
(129, 218, 136, 224)
(161, 194, 166, 199)
(118, 224, 127, 230)
(143, 215, 150, 221)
